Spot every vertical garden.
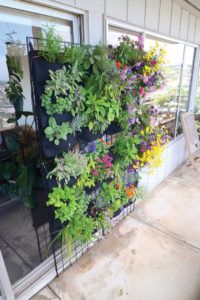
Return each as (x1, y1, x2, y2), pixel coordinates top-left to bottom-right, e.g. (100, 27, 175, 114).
(28, 28, 169, 251)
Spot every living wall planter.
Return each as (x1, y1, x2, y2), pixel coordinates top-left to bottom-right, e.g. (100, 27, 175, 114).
(78, 128, 104, 143)
(85, 181, 102, 194)
(106, 121, 122, 135)
(46, 176, 77, 193)
(30, 53, 77, 158)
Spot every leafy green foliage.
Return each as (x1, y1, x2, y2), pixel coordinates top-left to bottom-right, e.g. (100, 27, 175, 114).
(84, 84, 121, 133)
(41, 64, 85, 116)
(39, 25, 63, 63)
(113, 134, 140, 167)
(44, 117, 73, 145)
(47, 151, 88, 185)
(97, 181, 121, 209)
(58, 45, 85, 65)
(5, 55, 24, 121)
(113, 36, 144, 65)
(47, 185, 95, 252)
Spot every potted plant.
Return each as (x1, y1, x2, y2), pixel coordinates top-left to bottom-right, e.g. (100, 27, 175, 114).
(46, 151, 88, 191)
(47, 185, 96, 252)
(113, 134, 140, 168)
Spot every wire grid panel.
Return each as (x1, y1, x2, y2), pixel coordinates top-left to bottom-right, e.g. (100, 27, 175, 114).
(55, 199, 136, 274)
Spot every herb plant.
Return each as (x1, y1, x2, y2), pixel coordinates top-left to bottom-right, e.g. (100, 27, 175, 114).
(44, 117, 73, 145)
(41, 64, 85, 116)
(47, 185, 95, 252)
(113, 134, 140, 167)
(47, 151, 88, 185)
(39, 25, 63, 63)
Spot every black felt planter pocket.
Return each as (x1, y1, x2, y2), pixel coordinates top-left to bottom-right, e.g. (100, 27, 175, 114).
(46, 176, 77, 193)
(49, 206, 69, 239)
(85, 181, 102, 194)
(31, 54, 63, 84)
(78, 128, 104, 143)
(106, 121, 122, 135)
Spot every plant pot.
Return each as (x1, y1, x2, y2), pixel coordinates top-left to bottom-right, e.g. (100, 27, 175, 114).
(123, 198, 136, 209)
(41, 132, 77, 158)
(78, 128, 104, 143)
(31, 54, 64, 84)
(46, 176, 77, 193)
(49, 205, 69, 239)
(108, 148, 117, 162)
(112, 206, 123, 218)
(85, 181, 102, 194)
(106, 121, 122, 135)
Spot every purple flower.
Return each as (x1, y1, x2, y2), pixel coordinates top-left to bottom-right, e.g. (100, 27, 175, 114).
(128, 117, 136, 125)
(85, 141, 96, 153)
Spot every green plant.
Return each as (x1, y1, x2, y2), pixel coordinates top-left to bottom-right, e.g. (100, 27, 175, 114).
(113, 134, 140, 167)
(39, 25, 63, 63)
(96, 181, 121, 210)
(47, 185, 95, 252)
(47, 151, 88, 185)
(58, 214, 96, 253)
(77, 156, 96, 188)
(58, 45, 85, 65)
(1, 121, 38, 208)
(84, 85, 121, 133)
(113, 35, 144, 66)
(5, 55, 24, 123)
(44, 117, 73, 145)
(41, 64, 85, 116)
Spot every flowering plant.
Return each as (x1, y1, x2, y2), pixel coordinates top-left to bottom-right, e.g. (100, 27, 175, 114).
(111, 35, 166, 133)
(78, 139, 113, 187)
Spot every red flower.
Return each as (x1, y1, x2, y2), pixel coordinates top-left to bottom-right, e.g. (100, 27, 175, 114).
(115, 61, 122, 69)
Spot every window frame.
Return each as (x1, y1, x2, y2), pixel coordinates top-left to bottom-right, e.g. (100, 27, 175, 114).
(105, 17, 198, 140)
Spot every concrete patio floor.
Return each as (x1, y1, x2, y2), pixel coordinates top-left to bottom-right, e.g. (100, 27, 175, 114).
(32, 163, 200, 300)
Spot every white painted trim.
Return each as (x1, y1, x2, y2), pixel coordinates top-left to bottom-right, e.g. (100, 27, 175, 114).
(105, 16, 199, 47)
(0, 251, 15, 300)
(0, 0, 89, 44)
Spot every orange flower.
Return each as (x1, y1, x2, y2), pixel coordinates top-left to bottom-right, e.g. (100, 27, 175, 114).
(125, 188, 136, 198)
(106, 141, 111, 146)
(115, 61, 122, 69)
(115, 182, 122, 190)
(100, 138, 105, 144)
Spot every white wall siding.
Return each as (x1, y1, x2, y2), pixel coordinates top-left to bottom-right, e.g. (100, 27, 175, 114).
(170, 2, 182, 38)
(180, 9, 190, 40)
(188, 13, 196, 42)
(145, 0, 160, 31)
(106, 0, 127, 21)
(195, 18, 200, 44)
(159, 0, 172, 35)
(128, 0, 146, 27)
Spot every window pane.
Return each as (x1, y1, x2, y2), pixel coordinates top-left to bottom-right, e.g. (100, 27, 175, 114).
(107, 25, 141, 46)
(0, 9, 74, 130)
(145, 37, 194, 138)
(176, 46, 194, 135)
(145, 37, 184, 138)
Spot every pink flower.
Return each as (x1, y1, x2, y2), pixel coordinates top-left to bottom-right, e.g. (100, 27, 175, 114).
(92, 170, 99, 176)
(139, 87, 145, 97)
(143, 76, 148, 84)
(137, 35, 144, 49)
(141, 146, 146, 152)
(150, 86, 156, 92)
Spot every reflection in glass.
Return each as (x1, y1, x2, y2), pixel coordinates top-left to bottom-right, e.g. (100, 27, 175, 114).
(145, 37, 194, 138)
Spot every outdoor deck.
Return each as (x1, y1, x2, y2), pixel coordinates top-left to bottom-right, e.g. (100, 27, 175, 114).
(32, 163, 200, 300)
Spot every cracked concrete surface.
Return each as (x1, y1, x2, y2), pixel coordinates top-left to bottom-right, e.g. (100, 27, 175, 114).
(32, 164, 200, 300)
